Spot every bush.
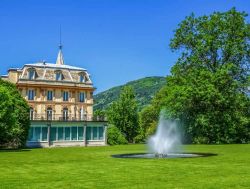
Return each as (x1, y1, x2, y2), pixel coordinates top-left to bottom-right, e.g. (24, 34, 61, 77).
(0, 79, 30, 148)
(107, 125, 128, 145)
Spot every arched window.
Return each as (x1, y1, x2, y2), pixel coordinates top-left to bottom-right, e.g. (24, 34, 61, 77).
(30, 107, 34, 120)
(47, 107, 53, 120)
(28, 68, 36, 80)
(63, 108, 68, 121)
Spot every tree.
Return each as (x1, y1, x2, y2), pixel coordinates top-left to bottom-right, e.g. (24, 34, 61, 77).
(0, 79, 30, 148)
(93, 109, 106, 121)
(138, 84, 168, 140)
(162, 8, 250, 143)
(107, 86, 139, 143)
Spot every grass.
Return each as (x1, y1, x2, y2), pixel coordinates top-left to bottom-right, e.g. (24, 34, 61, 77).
(0, 144, 249, 189)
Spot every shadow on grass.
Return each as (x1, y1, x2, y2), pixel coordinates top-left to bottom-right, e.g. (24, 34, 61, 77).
(0, 148, 31, 153)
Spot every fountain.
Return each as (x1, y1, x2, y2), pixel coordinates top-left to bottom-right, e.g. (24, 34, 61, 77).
(148, 116, 181, 157)
(112, 112, 216, 159)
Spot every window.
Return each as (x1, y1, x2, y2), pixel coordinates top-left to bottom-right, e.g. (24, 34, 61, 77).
(28, 127, 48, 142)
(85, 126, 104, 141)
(79, 75, 85, 82)
(28, 126, 100, 142)
(58, 127, 64, 141)
(78, 127, 84, 140)
(93, 127, 98, 140)
(28, 69, 35, 80)
(47, 108, 53, 120)
(71, 127, 77, 140)
(64, 127, 71, 140)
(86, 127, 92, 140)
(34, 127, 41, 141)
(99, 127, 104, 140)
(28, 127, 34, 141)
(79, 108, 86, 121)
(90, 92, 93, 99)
(56, 72, 62, 81)
(63, 108, 68, 121)
(79, 92, 85, 102)
(28, 90, 35, 100)
(41, 127, 48, 141)
(63, 91, 69, 101)
(30, 108, 34, 120)
(47, 91, 53, 101)
(50, 127, 57, 141)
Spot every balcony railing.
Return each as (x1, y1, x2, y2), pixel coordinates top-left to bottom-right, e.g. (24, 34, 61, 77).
(30, 114, 107, 122)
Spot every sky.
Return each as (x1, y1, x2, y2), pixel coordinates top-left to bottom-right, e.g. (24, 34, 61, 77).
(0, 0, 249, 93)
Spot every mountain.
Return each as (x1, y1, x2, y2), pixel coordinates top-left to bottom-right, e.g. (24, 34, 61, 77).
(93, 76, 166, 111)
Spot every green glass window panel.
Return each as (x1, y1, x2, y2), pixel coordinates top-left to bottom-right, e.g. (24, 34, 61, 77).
(99, 127, 104, 140)
(86, 127, 91, 140)
(34, 127, 41, 141)
(41, 127, 48, 141)
(78, 127, 84, 140)
(93, 127, 98, 140)
(71, 127, 77, 140)
(65, 127, 70, 141)
(28, 127, 34, 141)
(58, 127, 64, 141)
(50, 127, 57, 141)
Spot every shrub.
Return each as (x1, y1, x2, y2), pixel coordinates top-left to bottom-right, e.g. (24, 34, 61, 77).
(107, 125, 128, 145)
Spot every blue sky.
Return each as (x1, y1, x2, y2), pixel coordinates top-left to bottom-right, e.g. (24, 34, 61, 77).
(0, 0, 249, 93)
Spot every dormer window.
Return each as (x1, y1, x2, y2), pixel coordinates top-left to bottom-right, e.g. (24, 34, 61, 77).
(79, 72, 87, 83)
(79, 74, 85, 82)
(28, 68, 36, 80)
(55, 70, 63, 81)
(56, 72, 62, 80)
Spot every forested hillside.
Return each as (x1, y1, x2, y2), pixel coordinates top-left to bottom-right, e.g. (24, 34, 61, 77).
(94, 76, 166, 111)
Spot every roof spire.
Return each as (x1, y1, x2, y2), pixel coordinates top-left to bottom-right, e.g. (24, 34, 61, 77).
(59, 25, 62, 50)
(56, 26, 64, 65)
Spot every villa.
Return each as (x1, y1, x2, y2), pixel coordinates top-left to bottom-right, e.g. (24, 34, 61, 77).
(1, 45, 107, 147)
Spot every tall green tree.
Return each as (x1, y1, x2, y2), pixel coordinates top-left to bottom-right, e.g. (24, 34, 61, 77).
(107, 86, 139, 143)
(138, 85, 169, 140)
(162, 8, 250, 143)
(0, 79, 30, 148)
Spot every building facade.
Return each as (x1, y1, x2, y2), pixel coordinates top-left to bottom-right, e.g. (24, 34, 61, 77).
(1, 47, 107, 147)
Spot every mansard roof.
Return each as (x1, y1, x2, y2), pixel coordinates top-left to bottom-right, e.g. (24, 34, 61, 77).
(24, 62, 86, 71)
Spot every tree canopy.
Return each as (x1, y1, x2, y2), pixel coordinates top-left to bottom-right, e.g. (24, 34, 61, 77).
(140, 8, 250, 144)
(107, 86, 139, 143)
(0, 79, 30, 148)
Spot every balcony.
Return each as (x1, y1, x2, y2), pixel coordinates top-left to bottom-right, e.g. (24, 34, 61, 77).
(17, 78, 94, 89)
(29, 114, 107, 122)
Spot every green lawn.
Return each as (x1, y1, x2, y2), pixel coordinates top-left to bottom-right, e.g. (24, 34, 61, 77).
(0, 144, 249, 189)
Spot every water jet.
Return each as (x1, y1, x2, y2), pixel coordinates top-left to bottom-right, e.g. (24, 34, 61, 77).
(112, 113, 216, 159)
